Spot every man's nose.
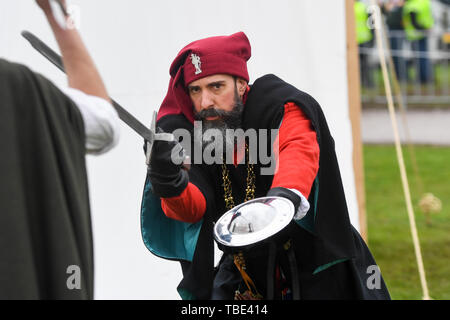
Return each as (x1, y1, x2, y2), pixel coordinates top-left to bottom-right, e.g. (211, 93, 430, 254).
(200, 91, 214, 110)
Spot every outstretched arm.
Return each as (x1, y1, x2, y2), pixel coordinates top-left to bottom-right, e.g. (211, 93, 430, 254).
(269, 102, 320, 220)
(36, 0, 109, 101)
(36, 0, 119, 154)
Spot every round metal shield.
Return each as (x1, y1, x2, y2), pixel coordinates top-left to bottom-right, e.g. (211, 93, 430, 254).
(213, 196, 295, 248)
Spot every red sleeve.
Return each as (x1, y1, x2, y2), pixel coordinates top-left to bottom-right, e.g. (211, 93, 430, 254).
(160, 182, 206, 223)
(270, 102, 320, 198)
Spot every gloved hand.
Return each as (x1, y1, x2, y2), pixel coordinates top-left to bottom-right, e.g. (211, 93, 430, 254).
(146, 129, 188, 198)
(266, 187, 308, 221)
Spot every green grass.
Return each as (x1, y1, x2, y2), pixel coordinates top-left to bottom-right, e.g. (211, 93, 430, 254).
(364, 145, 450, 300)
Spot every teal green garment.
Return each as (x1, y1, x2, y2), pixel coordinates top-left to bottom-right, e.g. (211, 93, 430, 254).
(313, 258, 349, 275)
(295, 177, 319, 234)
(403, 0, 434, 41)
(177, 288, 196, 300)
(295, 177, 350, 274)
(140, 177, 202, 262)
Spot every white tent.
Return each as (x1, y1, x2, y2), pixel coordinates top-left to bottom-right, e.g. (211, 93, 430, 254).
(0, 0, 364, 299)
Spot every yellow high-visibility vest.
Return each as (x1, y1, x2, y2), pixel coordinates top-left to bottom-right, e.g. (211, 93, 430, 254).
(354, 1, 373, 45)
(403, 0, 434, 41)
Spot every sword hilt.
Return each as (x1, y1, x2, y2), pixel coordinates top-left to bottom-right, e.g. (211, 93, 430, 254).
(145, 111, 190, 170)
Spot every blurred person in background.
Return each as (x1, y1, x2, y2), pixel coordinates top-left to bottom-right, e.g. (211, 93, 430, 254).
(403, 0, 435, 83)
(381, 0, 408, 81)
(355, 0, 375, 88)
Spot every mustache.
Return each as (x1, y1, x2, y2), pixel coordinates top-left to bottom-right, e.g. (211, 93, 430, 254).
(194, 107, 230, 120)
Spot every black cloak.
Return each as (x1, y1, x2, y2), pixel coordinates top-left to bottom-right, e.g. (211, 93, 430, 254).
(0, 59, 93, 299)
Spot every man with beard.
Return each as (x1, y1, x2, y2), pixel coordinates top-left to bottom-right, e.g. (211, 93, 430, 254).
(141, 32, 390, 300)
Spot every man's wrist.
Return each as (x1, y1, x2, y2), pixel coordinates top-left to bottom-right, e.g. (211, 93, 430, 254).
(266, 187, 309, 221)
(148, 168, 189, 198)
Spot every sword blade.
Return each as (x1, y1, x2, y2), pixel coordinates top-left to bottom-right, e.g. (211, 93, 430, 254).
(21, 30, 155, 144)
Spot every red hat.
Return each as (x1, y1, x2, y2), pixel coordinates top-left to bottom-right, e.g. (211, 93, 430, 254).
(157, 32, 251, 124)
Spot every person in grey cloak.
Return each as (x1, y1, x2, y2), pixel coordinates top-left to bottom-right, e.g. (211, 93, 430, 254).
(0, 0, 119, 299)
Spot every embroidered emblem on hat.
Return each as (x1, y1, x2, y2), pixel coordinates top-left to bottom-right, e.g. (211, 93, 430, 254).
(190, 53, 202, 75)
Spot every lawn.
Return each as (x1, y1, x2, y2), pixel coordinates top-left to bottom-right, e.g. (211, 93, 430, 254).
(364, 144, 450, 300)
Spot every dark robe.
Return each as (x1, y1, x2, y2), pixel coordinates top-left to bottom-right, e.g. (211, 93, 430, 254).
(141, 74, 390, 300)
(0, 59, 94, 299)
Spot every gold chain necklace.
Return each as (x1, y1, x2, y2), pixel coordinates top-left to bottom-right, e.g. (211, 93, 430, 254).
(220, 144, 261, 299)
(221, 145, 256, 210)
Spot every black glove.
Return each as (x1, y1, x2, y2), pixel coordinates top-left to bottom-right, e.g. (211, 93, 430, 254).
(266, 187, 301, 214)
(146, 129, 188, 198)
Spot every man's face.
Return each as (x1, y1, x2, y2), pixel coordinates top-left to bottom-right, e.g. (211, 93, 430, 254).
(188, 74, 247, 119)
(189, 74, 247, 152)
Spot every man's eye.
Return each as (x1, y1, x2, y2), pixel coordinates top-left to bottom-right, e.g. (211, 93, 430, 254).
(190, 87, 200, 94)
(212, 84, 222, 89)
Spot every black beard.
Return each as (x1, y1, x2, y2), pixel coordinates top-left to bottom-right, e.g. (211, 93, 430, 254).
(193, 93, 244, 152)
(194, 97, 244, 131)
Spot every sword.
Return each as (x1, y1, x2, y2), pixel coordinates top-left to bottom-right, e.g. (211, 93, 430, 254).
(21, 30, 189, 168)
